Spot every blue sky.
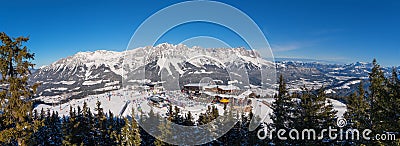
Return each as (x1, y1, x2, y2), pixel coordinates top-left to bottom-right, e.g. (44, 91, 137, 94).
(1, 0, 399, 67)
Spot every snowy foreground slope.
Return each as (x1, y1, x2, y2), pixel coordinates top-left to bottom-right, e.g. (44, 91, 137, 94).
(34, 88, 347, 124)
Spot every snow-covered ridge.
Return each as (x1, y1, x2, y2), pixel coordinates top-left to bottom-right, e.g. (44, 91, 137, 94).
(40, 50, 124, 75)
(40, 43, 273, 76)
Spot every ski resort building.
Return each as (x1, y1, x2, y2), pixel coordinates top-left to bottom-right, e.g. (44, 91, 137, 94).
(183, 83, 240, 95)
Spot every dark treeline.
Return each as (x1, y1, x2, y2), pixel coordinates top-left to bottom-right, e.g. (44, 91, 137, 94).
(24, 101, 265, 145)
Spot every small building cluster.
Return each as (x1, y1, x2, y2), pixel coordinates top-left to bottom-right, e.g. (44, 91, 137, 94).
(182, 83, 243, 104)
(140, 81, 253, 108)
(182, 83, 240, 94)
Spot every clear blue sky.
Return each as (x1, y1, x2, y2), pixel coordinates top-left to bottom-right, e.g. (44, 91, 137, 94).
(1, 0, 399, 67)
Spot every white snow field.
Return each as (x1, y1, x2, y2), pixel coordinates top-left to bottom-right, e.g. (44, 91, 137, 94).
(34, 88, 347, 127)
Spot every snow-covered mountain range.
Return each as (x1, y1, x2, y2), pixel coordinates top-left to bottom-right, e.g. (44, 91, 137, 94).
(29, 43, 399, 104)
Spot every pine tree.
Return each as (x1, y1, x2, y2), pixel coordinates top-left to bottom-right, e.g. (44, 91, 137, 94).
(121, 108, 141, 146)
(223, 117, 242, 145)
(82, 101, 94, 145)
(172, 106, 183, 125)
(183, 111, 195, 126)
(37, 110, 63, 145)
(368, 59, 397, 145)
(396, 68, 400, 140)
(108, 111, 125, 145)
(0, 32, 39, 145)
(247, 112, 264, 145)
(139, 108, 157, 145)
(106, 110, 116, 145)
(211, 106, 218, 119)
(30, 109, 46, 145)
(154, 119, 172, 146)
(316, 88, 337, 144)
(114, 116, 125, 145)
(292, 86, 337, 145)
(382, 67, 400, 145)
(167, 104, 173, 121)
(30, 109, 43, 145)
(387, 68, 400, 133)
(197, 106, 216, 125)
(74, 105, 86, 144)
(50, 111, 63, 145)
(64, 105, 94, 145)
(93, 101, 109, 145)
(293, 87, 314, 145)
(269, 74, 297, 145)
(369, 59, 387, 134)
(132, 113, 141, 146)
(368, 59, 400, 145)
(62, 106, 75, 145)
(239, 113, 250, 145)
(344, 81, 371, 144)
